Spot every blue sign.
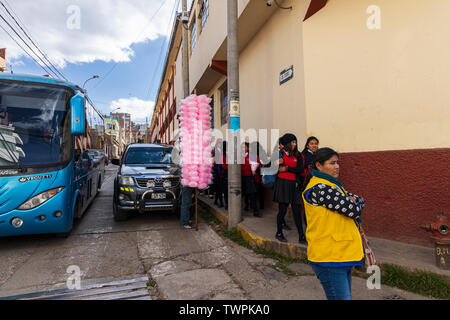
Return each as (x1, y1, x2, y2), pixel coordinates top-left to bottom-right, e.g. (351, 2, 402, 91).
(230, 116, 240, 131)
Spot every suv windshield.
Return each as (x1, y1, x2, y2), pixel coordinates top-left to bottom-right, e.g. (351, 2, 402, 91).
(124, 147, 173, 164)
(0, 81, 71, 168)
(88, 150, 100, 157)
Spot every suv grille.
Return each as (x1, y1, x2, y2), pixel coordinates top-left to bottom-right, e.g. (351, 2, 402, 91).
(135, 177, 180, 188)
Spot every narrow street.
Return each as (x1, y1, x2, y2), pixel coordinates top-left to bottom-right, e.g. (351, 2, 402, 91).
(0, 0, 448, 308)
(0, 165, 429, 301)
(0, 165, 151, 299)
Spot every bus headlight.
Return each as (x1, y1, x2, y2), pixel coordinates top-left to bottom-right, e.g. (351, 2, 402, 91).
(17, 187, 65, 210)
(119, 176, 134, 186)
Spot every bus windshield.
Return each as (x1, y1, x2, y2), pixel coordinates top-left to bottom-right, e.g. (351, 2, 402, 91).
(124, 148, 173, 164)
(0, 81, 72, 168)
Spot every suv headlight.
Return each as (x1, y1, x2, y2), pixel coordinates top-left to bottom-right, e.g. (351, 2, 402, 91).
(163, 180, 171, 189)
(119, 176, 134, 186)
(17, 187, 65, 210)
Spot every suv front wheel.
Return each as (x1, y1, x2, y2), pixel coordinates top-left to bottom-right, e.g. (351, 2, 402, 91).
(113, 199, 129, 221)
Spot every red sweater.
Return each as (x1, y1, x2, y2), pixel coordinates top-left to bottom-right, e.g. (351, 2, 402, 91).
(221, 156, 228, 171)
(278, 150, 298, 181)
(241, 153, 261, 182)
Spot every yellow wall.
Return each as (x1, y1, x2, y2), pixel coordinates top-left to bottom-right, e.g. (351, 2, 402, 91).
(105, 118, 119, 139)
(189, 0, 227, 93)
(188, 0, 252, 95)
(187, 0, 313, 147)
(240, 0, 308, 143)
(303, 0, 450, 152)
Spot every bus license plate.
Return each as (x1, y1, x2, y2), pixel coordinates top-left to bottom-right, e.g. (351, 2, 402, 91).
(151, 193, 166, 200)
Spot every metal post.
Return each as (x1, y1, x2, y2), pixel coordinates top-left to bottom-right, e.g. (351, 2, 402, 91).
(145, 117, 148, 143)
(182, 0, 190, 98)
(195, 189, 199, 231)
(227, 0, 241, 229)
(118, 119, 122, 156)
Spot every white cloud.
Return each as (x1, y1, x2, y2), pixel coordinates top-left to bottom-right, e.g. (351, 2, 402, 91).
(9, 59, 24, 67)
(0, 0, 180, 67)
(110, 97, 155, 124)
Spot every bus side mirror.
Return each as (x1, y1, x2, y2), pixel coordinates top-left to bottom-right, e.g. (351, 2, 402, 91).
(71, 94, 85, 135)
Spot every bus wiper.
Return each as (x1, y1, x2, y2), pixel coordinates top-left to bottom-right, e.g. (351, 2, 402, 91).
(0, 164, 27, 173)
(0, 130, 27, 173)
(14, 160, 27, 173)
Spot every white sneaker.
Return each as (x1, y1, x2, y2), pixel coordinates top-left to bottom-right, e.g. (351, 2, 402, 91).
(183, 224, 193, 229)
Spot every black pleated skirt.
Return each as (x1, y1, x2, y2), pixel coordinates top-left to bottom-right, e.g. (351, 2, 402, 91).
(272, 177, 302, 205)
(242, 176, 257, 194)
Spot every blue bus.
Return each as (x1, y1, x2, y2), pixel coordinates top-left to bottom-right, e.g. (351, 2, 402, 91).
(0, 73, 105, 236)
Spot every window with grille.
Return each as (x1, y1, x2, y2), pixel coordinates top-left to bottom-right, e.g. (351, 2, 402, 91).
(199, 0, 209, 31)
(190, 19, 197, 53)
(210, 96, 214, 128)
(172, 101, 176, 123)
(219, 81, 228, 126)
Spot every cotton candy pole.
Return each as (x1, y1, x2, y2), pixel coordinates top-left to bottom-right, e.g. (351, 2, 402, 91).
(179, 94, 213, 230)
(179, 94, 212, 188)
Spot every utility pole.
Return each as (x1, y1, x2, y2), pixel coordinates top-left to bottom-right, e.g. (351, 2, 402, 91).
(182, 0, 190, 97)
(145, 117, 148, 143)
(227, 0, 241, 229)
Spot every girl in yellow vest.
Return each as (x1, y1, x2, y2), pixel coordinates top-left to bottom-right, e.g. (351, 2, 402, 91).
(302, 147, 365, 300)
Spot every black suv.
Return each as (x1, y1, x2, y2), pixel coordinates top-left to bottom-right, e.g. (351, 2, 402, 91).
(111, 144, 181, 221)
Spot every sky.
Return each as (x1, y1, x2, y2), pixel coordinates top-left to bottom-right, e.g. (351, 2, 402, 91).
(0, 0, 191, 124)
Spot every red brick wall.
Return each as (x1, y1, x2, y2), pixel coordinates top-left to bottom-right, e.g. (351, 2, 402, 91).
(338, 148, 450, 247)
(264, 148, 450, 247)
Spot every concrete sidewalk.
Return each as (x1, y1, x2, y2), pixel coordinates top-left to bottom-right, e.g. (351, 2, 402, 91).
(199, 195, 450, 279)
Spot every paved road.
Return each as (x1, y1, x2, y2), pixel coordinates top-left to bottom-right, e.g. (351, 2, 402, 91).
(0, 166, 153, 299)
(0, 165, 431, 300)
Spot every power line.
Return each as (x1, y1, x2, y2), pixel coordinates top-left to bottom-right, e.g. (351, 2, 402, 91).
(92, 0, 171, 90)
(0, 12, 58, 78)
(0, 23, 55, 76)
(145, 0, 181, 101)
(0, 1, 68, 81)
(3, 0, 28, 33)
(0, 0, 68, 81)
(0, 12, 61, 79)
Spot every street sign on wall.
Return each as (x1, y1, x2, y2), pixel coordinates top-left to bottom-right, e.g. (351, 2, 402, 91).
(280, 65, 294, 85)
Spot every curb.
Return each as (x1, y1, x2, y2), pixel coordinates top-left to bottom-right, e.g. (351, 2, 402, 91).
(199, 199, 450, 299)
(199, 199, 450, 278)
(199, 199, 307, 260)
